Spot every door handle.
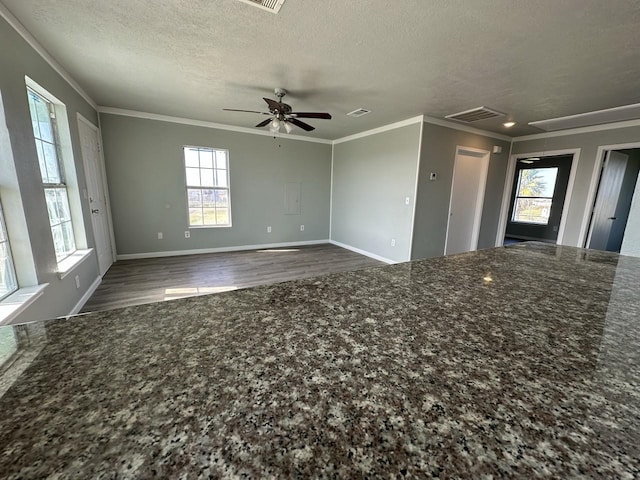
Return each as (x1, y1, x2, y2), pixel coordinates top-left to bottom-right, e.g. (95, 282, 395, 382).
(608, 217, 617, 220)
(91, 209, 100, 214)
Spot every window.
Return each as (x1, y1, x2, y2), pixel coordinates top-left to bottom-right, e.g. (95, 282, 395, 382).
(0, 201, 18, 301)
(511, 167, 559, 225)
(27, 88, 77, 262)
(184, 147, 231, 227)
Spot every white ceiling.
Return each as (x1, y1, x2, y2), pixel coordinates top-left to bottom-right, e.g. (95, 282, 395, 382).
(3, 0, 640, 139)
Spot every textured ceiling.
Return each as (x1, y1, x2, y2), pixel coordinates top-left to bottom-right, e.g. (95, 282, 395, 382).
(3, 0, 640, 139)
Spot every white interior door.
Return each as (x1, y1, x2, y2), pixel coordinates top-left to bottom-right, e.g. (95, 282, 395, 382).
(587, 150, 629, 250)
(78, 116, 114, 276)
(445, 147, 490, 255)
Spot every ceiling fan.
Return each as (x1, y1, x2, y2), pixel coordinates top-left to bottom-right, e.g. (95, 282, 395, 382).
(223, 88, 331, 133)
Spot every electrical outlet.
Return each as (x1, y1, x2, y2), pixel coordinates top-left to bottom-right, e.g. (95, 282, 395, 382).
(300, 225, 305, 231)
(391, 238, 396, 247)
(267, 226, 272, 233)
(157, 232, 163, 240)
(75, 275, 80, 289)
(185, 231, 190, 238)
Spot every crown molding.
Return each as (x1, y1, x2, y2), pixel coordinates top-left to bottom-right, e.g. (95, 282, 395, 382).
(513, 118, 640, 142)
(333, 116, 425, 144)
(98, 107, 334, 144)
(422, 115, 512, 142)
(0, 3, 97, 109)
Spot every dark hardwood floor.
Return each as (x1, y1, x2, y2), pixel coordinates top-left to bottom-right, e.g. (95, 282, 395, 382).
(81, 243, 383, 313)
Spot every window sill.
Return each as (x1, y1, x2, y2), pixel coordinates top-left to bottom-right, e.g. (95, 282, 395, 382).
(57, 249, 93, 279)
(0, 284, 48, 326)
(189, 224, 232, 229)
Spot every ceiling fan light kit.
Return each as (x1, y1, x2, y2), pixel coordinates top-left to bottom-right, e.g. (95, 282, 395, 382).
(224, 88, 332, 135)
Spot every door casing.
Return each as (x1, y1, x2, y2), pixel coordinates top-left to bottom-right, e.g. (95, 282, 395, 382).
(579, 141, 640, 248)
(496, 148, 580, 247)
(77, 113, 116, 275)
(444, 146, 490, 255)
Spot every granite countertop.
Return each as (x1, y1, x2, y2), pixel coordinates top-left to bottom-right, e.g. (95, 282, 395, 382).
(0, 242, 639, 478)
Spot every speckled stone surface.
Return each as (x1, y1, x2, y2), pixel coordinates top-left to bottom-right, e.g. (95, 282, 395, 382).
(1, 243, 639, 478)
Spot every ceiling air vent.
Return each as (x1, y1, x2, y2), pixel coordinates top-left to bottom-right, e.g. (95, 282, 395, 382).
(236, 0, 286, 13)
(347, 108, 371, 118)
(445, 106, 505, 123)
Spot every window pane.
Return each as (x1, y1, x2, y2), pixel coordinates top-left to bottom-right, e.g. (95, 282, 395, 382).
(0, 201, 17, 301)
(202, 189, 215, 207)
(199, 149, 214, 169)
(51, 223, 64, 258)
(214, 189, 229, 207)
(60, 221, 76, 259)
(187, 189, 202, 207)
(516, 168, 558, 198)
(29, 90, 55, 143)
(28, 94, 41, 139)
(57, 189, 72, 222)
(37, 114, 54, 144)
(186, 168, 201, 186)
(42, 142, 61, 183)
(34, 94, 51, 130)
(35, 141, 49, 183)
(0, 242, 18, 300)
(216, 208, 229, 225)
(189, 208, 203, 226)
(200, 169, 215, 187)
(185, 148, 199, 168)
(45, 188, 76, 260)
(215, 169, 228, 187)
(203, 208, 216, 224)
(44, 189, 59, 225)
(512, 198, 553, 224)
(215, 151, 227, 169)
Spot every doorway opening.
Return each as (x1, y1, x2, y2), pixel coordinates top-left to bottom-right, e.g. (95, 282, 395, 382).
(584, 147, 640, 253)
(444, 146, 490, 255)
(496, 149, 579, 247)
(504, 154, 573, 244)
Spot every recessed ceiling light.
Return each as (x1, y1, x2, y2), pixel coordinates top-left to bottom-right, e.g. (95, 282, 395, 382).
(503, 121, 516, 128)
(347, 108, 371, 117)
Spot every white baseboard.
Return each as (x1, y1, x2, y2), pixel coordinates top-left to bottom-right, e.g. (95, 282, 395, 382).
(68, 276, 102, 317)
(116, 240, 331, 261)
(329, 240, 397, 264)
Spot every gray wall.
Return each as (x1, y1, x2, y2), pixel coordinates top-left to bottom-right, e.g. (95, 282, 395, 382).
(0, 15, 101, 324)
(331, 123, 421, 263)
(411, 123, 511, 260)
(100, 114, 332, 255)
(512, 125, 640, 247)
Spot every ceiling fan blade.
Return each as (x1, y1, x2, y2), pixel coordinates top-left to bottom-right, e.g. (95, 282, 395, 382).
(263, 97, 281, 111)
(255, 118, 272, 128)
(223, 108, 271, 115)
(288, 118, 315, 132)
(290, 112, 332, 119)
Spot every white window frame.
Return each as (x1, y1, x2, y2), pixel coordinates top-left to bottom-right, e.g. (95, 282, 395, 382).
(184, 146, 232, 228)
(27, 86, 77, 263)
(0, 200, 18, 302)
